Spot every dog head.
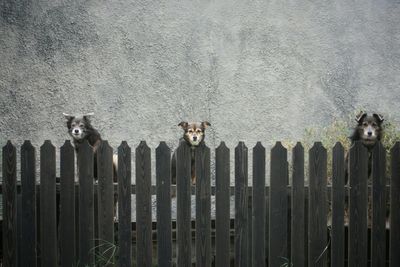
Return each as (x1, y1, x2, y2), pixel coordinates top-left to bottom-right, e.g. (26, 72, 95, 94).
(63, 113, 94, 141)
(354, 112, 384, 147)
(178, 121, 211, 146)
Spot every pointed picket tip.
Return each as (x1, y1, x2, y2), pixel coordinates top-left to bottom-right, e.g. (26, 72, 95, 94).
(294, 142, 303, 149)
(372, 141, 385, 151)
(156, 141, 170, 152)
(22, 140, 33, 147)
(271, 141, 286, 152)
(61, 140, 72, 147)
(119, 141, 130, 149)
(78, 139, 93, 150)
(254, 141, 264, 148)
(3, 140, 16, 153)
(41, 140, 55, 150)
(349, 140, 368, 153)
(216, 141, 229, 151)
(333, 142, 344, 151)
(235, 141, 247, 149)
(101, 140, 111, 148)
(309, 141, 326, 153)
(137, 140, 150, 150)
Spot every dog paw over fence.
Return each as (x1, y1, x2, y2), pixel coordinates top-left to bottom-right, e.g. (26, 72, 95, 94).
(1, 140, 400, 266)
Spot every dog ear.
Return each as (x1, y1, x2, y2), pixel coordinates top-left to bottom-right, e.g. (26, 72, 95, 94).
(63, 113, 74, 121)
(201, 121, 211, 128)
(355, 112, 367, 123)
(178, 121, 188, 129)
(83, 112, 94, 121)
(373, 113, 384, 123)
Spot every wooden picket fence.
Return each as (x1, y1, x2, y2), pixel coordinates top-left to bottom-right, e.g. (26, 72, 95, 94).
(1, 140, 400, 267)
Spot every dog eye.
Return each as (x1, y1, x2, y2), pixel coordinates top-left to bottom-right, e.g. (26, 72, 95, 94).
(363, 122, 368, 126)
(196, 129, 202, 133)
(188, 130, 193, 133)
(79, 124, 84, 128)
(372, 122, 377, 127)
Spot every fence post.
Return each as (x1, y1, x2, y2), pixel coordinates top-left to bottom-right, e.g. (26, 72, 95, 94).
(60, 140, 76, 267)
(308, 142, 327, 267)
(215, 142, 230, 267)
(176, 140, 192, 266)
(97, 141, 115, 266)
(195, 143, 211, 267)
(252, 142, 265, 267)
(118, 141, 132, 267)
(2, 141, 17, 267)
(348, 141, 368, 267)
(269, 142, 288, 267)
(390, 142, 400, 267)
(292, 142, 305, 267)
(156, 142, 172, 267)
(136, 141, 152, 267)
(235, 142, 248, 267)
(78, 140, 94, 266)
(371, 141, 387, 266)
(331, 142, 345, 267)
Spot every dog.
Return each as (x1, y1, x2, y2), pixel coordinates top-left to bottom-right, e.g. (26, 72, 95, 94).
(171, 121, 211, 186)
(63, 113, 118, 218)
(345, 112, 384, 183)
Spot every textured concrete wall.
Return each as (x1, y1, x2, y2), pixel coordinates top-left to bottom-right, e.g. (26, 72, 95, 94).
(1, 0, 400, 152)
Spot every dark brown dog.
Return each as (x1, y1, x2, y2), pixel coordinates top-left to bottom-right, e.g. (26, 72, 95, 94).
(171, 121, 211, 185)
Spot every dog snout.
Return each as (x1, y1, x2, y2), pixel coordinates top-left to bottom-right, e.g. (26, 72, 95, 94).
(74, 129, 79, 134)
(193, 136, 197, 141)
(368, 131, 372, 136)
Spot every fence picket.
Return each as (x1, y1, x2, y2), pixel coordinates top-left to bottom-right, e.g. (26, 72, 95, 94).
(331, 142, 345, 267)
(176, 141, 192, 266)
(156, 142, 172, 267)
(308, 142, 327, 267)
(136, 141, 152, 267)
(371, 141, 387, 267)
(118, 141, 132, 267)
(215, 142, 230, 267)
(235, 142, 248, 267)
(348, 141, 368, 267)
(292, 142, 305, 267)
(252, 142, 265, 267)
(390, 142, 400, 267)
(269, 142, 288, 267)
(97, 141, 115, 266)
(60, 140, 76, 267)
(2, 141, 17, 267)
(20, 141, 37, 267)
(78, 140, 94, 266)
(40, 141, 57, 266)
(195, 144, 211, 266)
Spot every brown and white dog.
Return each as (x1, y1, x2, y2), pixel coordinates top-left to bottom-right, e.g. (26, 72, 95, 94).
(171, 121, 211, 185)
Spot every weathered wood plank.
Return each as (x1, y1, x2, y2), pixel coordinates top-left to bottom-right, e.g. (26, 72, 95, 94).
(371, 142, 387, 267)
(97, 141, 115, 266)
(60, 140, 76, 267)
(269, 142, 288, 267)
(252, 142, 265, 267)
(195, 144, 211, 267)
(40, 140, 57, 267)
(291, 142, 304, 267)
(215, 142, 230, 267)
(20, 141, 37, 267)
(235, 142, 248, 267)
(390, 142, 400, 267)
(78, 140, 94, 266)
(331, 142, 345, 267)
(348, 141, 368, 267)
(2, 141, 17, 267)
(308, 142, 327, 267)
(176, 141, 192, 266)
(118, 141, 132, 267)
(136, 141, 152, 267)
(156, 142, 172, 267)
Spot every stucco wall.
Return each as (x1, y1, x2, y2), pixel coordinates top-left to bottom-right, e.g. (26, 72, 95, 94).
(1, 0, 400, 152)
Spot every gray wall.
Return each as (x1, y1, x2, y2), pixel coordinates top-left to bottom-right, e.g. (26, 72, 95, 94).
(1, 0, 400, 151)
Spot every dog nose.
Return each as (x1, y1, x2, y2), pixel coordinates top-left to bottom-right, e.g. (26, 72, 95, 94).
(193, 136, 197, 141)
(368, 131, 372, 136)
(74, 129, 79, 134)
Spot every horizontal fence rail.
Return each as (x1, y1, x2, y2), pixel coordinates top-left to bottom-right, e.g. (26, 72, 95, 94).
(0, 140, 399, 267)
